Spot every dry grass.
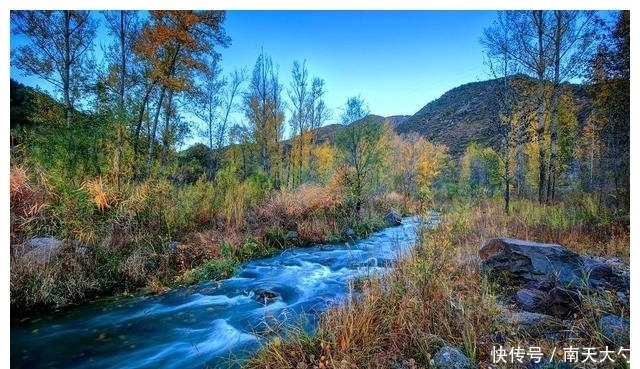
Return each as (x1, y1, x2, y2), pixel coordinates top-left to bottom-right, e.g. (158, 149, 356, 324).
(245, 199, 630, 369)
(10, 165, 50, 243)
(82, 176, 115, 211)
(259, 184, 346, 243)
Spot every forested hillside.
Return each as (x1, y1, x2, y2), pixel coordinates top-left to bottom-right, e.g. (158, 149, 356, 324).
(397, 76, 591, 158)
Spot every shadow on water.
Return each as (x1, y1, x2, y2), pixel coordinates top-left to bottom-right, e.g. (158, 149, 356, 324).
(11, 213, 438, 369)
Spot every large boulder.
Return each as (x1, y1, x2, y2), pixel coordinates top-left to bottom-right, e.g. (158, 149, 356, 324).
(582, 256, 629, 292)
(479, 238, 585, 288)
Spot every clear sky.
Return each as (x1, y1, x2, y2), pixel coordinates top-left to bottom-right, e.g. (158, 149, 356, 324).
(217, 10, 498, 119)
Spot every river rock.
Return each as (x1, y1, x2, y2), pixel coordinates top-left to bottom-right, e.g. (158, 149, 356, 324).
(384, 212, 402, 226)
(582, 256, 629, 292)
(599, 314, 629, 347)
(432, 346, 472, 369)
(343, 228, 356, 240)
(547, 287, 581, 319)
(479, 238, 585, 287)
(22, 236, 63, 265)
(285, 231, 298, 241)
(252, 288, 281, 305)
(515, 288, 547, 313)
(499, 309, 565, 339)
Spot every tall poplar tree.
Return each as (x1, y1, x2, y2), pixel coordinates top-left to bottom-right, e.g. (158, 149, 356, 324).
(244, 51, 285, 188)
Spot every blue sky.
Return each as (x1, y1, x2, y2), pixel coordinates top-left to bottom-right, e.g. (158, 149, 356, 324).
(220, 10, 498, 119)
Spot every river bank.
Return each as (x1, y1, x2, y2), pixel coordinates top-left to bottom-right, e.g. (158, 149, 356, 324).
(246, 199, 630, 369)
(11, 171, 416, 316)
(11, 215, 432, 369)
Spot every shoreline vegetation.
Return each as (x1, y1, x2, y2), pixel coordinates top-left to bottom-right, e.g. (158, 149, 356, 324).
(10, 163, 420, 317)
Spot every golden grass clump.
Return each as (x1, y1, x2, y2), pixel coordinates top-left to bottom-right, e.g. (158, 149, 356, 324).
(258, 184, 346, 243)
(10, 166, 49, 219)
(82, 176, 115, 211)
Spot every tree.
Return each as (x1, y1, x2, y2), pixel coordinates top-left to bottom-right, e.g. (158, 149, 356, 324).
(546, 11, 597, 201)
(459, 143, 503, 198)
(511, 10, 552, 204)
(288, 60, 310, 187)
(195, 64, 247, 180)
(131, 10, 230, 179)
(306, 77, 332, 182)
(335, 96, 385, 218)
(586, 10, 629, 212)
(100, 10, 142, 188)
(481, 11, 521, 213)
(286, 61, 331, 187)
(193, 55, 224, 178)
(482, 10, 597, 203)
(555, 93, 579, 186)
(244, 50, 285, 188)
(389, 132, 448, 209)
(11, 10, 98, 175)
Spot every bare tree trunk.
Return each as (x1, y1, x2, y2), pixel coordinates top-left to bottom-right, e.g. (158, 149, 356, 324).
(146, 85, 167, 178)
(133, 83, 154, 179)
(160, 89, 174, 168)
(114, 10, 127, 190)
(534, 11, 548, 204)
(548, 88, 559, 202)
(63, 11, 74, 175)
(547, 10, 564, 202)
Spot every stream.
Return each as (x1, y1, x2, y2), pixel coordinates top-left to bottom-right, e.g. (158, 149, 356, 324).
(11, 214, 437, 369)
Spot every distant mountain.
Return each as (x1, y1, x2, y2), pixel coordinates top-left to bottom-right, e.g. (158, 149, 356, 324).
(396, 76, 591, 158)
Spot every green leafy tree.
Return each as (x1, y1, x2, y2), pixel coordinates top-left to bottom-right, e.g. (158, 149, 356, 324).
(553, 94, 579, 191)
(335, 96, 385, 218)
(244, 50, 285, 189)
(11, 10, 98, 176)
(459, 143, 503, 198)
(586, 10, 629, 212)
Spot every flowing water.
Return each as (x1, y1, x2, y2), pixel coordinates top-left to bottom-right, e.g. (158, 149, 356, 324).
(11, 214, 437, 369)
